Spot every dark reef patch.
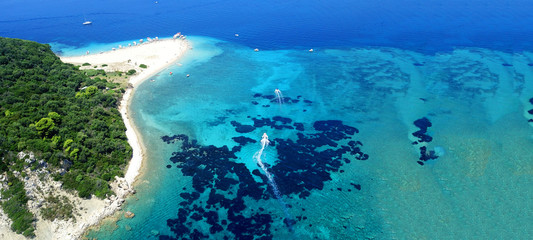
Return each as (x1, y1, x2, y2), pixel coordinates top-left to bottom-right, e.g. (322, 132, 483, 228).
(251, 92, 314, 106)
(251, 116, 304, 131)
(293, 122, 304, 131)
(231, 120, 256, 133)
(162, 134, 273, 239)
(412, 117, 433, 143)
(412, 117, 438, 165)
(159, 118, 367, 239)
(232, 136, 257, 146)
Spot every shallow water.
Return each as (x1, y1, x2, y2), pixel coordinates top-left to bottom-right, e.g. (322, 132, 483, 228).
(81, 36, 533, 239)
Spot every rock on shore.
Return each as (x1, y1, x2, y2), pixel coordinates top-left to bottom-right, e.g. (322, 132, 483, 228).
(0, 161, 135, 240)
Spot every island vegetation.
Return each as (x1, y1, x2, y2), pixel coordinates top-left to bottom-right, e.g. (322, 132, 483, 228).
(0, 37, 132, 236)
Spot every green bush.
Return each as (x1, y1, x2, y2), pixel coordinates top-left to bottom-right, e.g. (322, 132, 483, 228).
(126, 69, 136, 75)
(139, 64, 147, 68)
(40, 195, 75, 221)
(82, 62, 91, 66)
(0, 174, 35, 237)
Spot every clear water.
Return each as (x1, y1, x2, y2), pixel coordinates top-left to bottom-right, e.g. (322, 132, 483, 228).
(2, 1, 533, 239)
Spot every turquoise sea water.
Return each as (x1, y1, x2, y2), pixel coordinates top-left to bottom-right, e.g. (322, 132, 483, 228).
(2, 0, 533, 239)
(81, 36, 533, 239)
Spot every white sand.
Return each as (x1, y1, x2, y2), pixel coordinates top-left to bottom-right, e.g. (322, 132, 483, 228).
(61, 37, 190, 186)
(0, 38, 190, 240)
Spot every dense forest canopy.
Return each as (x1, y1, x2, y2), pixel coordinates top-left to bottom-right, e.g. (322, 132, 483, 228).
(0, 37, 132, 198)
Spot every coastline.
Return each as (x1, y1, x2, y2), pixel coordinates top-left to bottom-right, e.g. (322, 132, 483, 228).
(60, 37, 190, 186)
(115, 38, 191, 186)
(65, 37, 191, 239)
(0, 37, 190, 240)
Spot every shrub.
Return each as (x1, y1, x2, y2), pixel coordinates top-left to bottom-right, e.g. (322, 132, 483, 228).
(139, 64, 147, 68)
(126, 69, 136, 75)
(40, 195, 75, 221)
(0, 175, 35, 237)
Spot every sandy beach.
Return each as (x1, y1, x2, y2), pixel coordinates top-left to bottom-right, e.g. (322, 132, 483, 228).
(0, 37, 190, 240)
(62, 37, 190, 186)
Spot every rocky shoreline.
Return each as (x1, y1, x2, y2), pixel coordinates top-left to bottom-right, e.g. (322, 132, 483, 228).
(0, 151, 135, 240)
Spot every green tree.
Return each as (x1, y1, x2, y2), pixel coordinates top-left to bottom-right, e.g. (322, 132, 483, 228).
(34, 117, 55, 137)
(47, 112, 61, 123)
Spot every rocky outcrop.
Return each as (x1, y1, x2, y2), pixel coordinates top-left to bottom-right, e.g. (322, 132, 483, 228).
(0, 153, 137, 240)
(124, 211, 135, 219)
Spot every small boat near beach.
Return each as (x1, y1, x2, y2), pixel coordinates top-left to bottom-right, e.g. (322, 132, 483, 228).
(83, 21, 92, 25)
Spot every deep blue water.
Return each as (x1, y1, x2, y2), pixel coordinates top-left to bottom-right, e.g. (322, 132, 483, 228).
(2, 0, 533, 52)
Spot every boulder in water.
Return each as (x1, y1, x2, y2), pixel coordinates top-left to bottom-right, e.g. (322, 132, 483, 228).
(124, 211, 135, 218)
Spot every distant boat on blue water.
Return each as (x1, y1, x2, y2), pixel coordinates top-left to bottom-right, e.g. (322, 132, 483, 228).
(83, 15, 92, 25)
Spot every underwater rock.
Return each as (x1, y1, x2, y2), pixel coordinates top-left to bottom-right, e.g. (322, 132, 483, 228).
(161, 134, 189, 144)
(231, 121, 256, 133)
(232, 136, 257, 145)
(412, 130, 433, 142)
(273, 116, 292, 124)
(413, 117, 432, 130)
(124, 211, 135, 218)
(262, 94, 276, 100)
(293, 122, 304, 131)
(412, 117, 433, 143)
(412, 117, 439, 165)
(419, 146, 439, 162)
(350, 183, 361, 190)
(252, 117, 294, 130)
